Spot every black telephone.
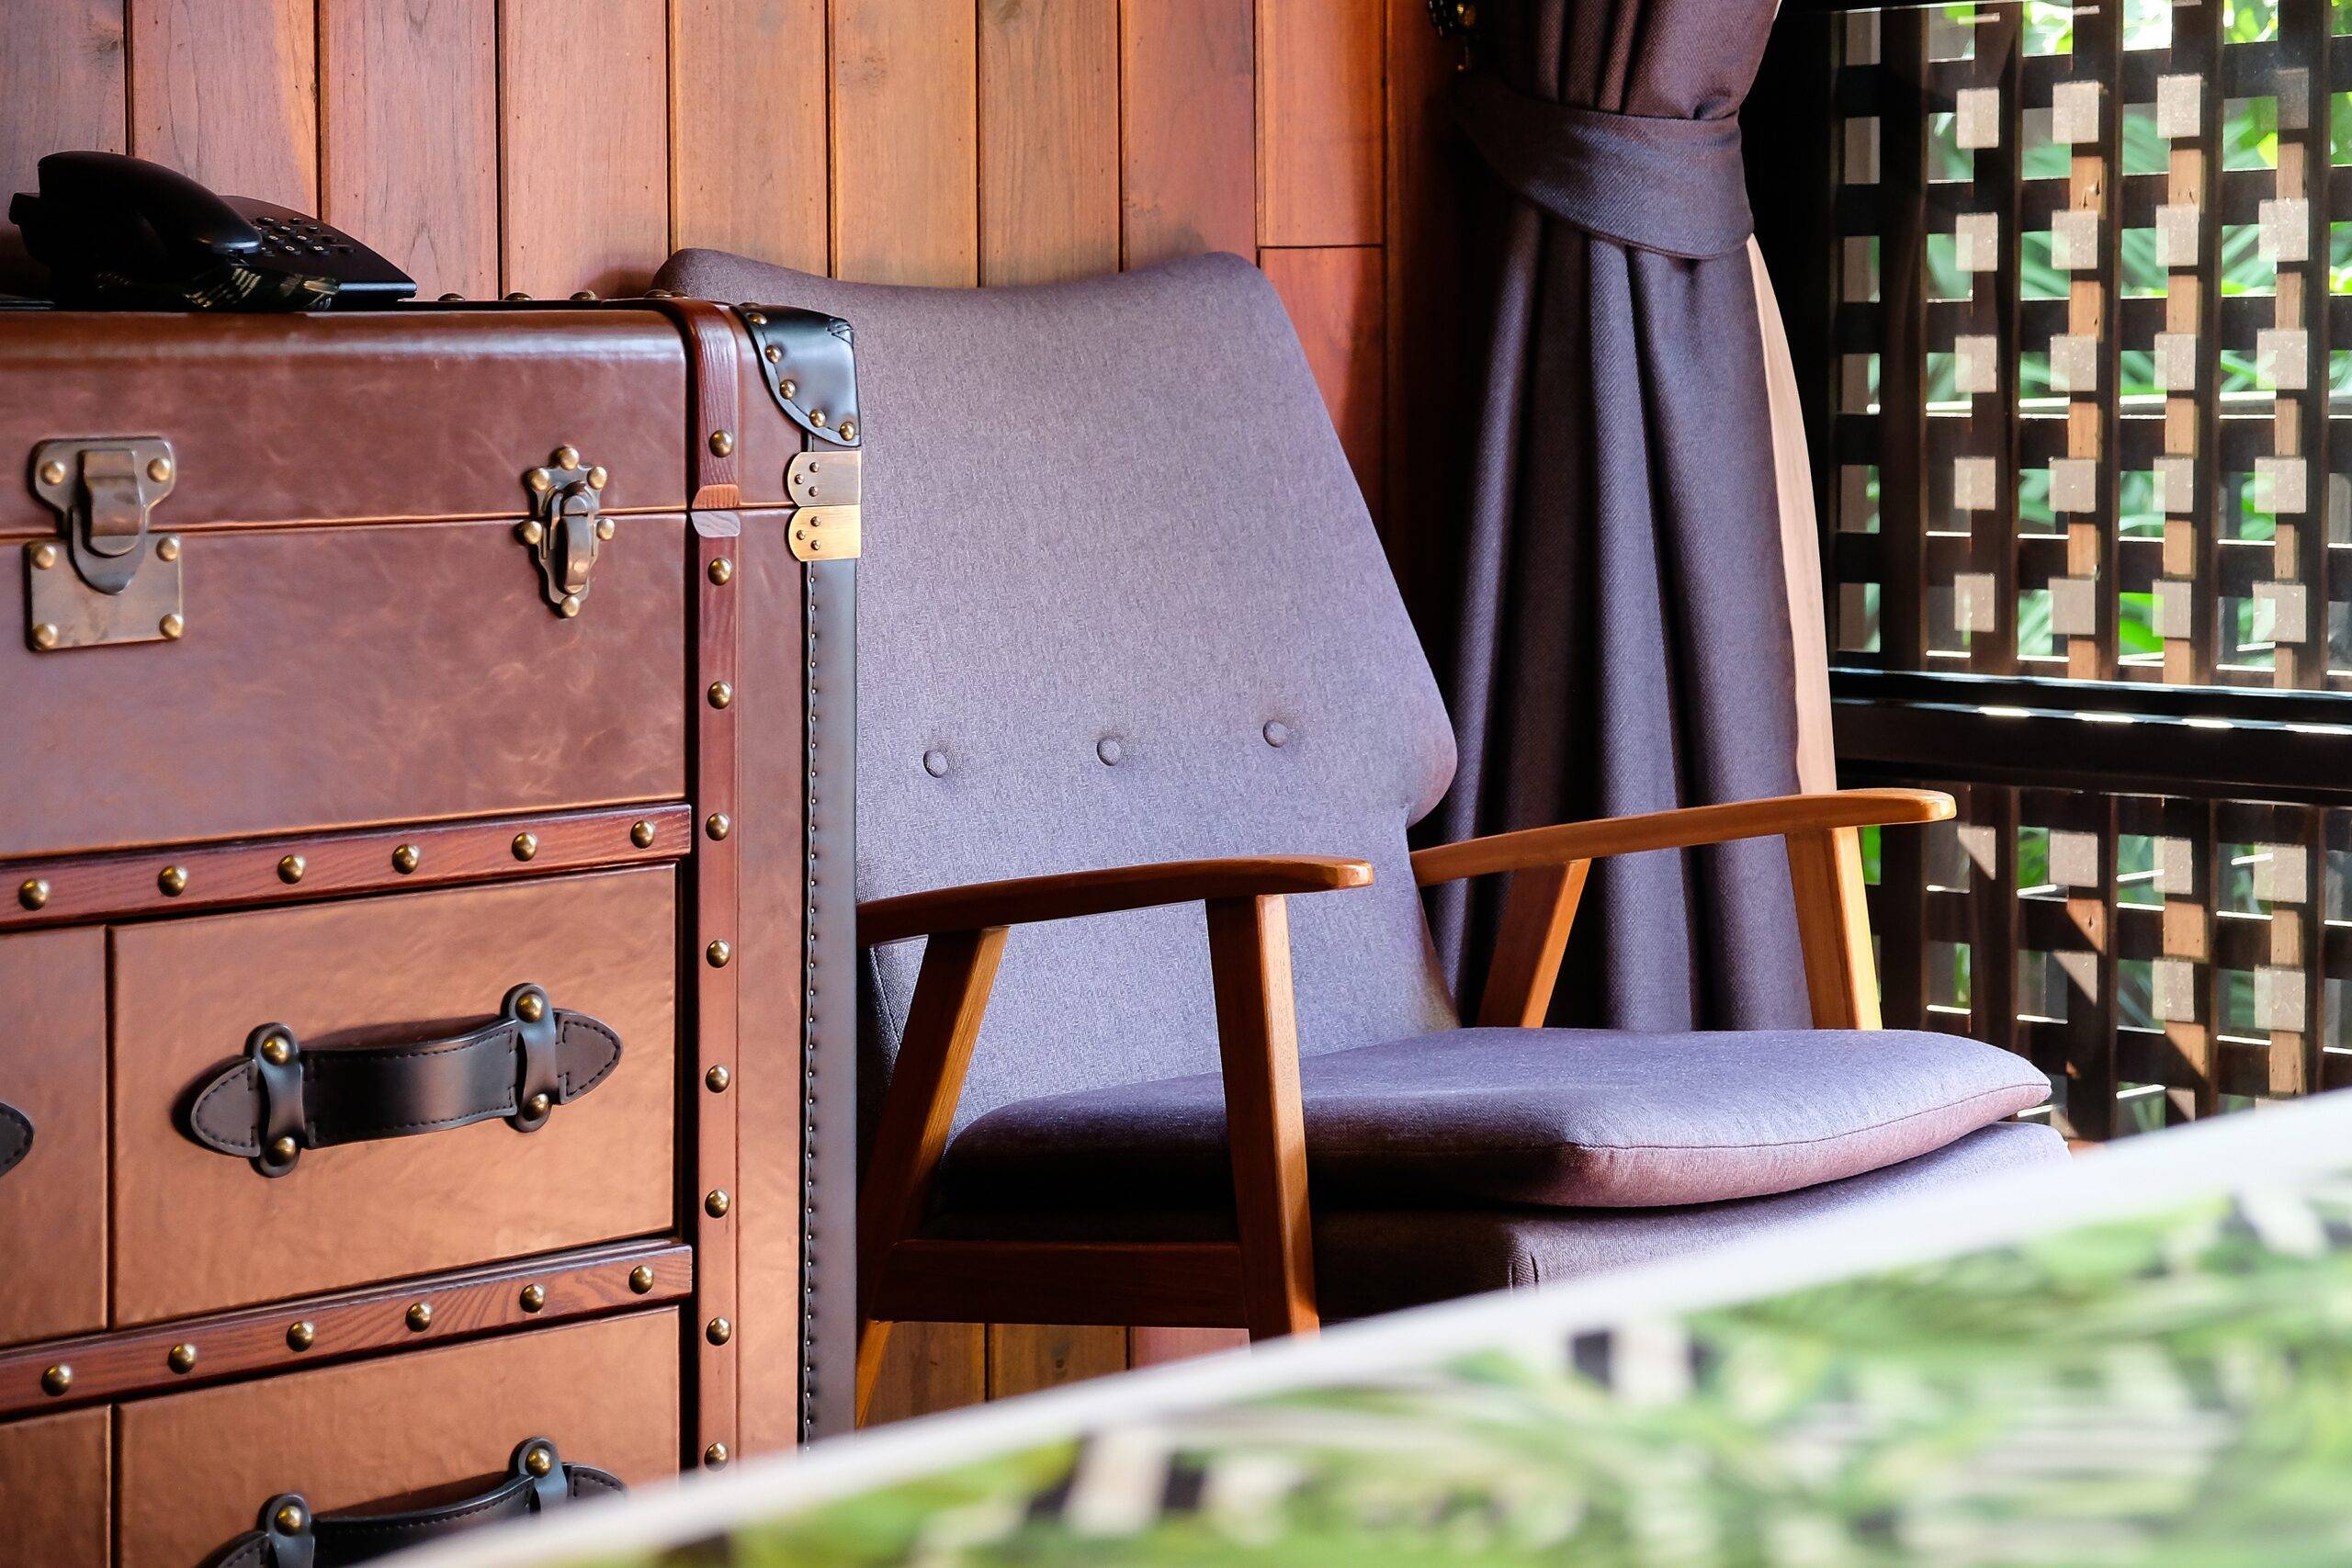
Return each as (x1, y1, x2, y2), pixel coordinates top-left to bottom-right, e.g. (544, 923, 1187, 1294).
(9, 151, 414, 311)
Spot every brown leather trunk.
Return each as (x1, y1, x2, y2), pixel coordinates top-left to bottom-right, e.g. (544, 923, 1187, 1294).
(0, 299, 857, 1564)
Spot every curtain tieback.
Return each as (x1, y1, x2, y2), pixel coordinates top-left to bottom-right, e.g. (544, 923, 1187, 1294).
(1453, 71, 1752, 261)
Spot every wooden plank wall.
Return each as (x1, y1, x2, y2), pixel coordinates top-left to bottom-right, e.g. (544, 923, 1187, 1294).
(0, 0, 1464, 1424)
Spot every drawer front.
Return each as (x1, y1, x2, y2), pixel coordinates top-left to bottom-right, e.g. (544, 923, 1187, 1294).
(0, 1406, 108, 1568)
(0, 928, 107, 1346)
(113, 869, 676, 1325)
(0, 514, 686, 862)
(116, 1310, 678, 1568)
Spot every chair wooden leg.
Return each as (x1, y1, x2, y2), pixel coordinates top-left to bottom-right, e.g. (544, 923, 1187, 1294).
(1785, 824, 1883, 1029)
(854, 1318, 893, 1427)
(1475, 859, 1589, 1027)
(1204, 894, 1319, 1340)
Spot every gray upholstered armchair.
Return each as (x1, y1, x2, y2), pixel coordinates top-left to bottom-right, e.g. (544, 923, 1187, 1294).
(655, 249, 2067, 1422)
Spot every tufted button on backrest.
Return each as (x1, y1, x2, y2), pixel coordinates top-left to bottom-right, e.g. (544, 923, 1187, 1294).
(655, 249, 1459, 1132)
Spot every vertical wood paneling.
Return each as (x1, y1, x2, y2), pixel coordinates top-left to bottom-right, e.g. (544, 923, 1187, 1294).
(129, 0, 317, 209)
(1119, 0, 1255, 266)
(861, 1315, 987, 1427)
(988, 1321, 1126, 1399)
(498, 0, 668, 298)
(1129, 1325, 1250, 1367)
(320, 0, 498, 299)
(0, 1, 126, 289)
(1256, 0, 1382, 247)
(1263, 246, 1385, 514)
(671, 0, 831, 275)
(979, 0, 1118, 285)
(831, 0, 977, 284)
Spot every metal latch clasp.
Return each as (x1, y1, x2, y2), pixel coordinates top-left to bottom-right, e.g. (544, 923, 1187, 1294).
(520, 446, 612, 617)
(26, 436, 184, 651)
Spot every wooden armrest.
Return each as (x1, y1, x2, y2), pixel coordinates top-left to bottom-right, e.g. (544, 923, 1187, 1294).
(1410, 788, 1953, 886)
(858, 854, 1374, 945)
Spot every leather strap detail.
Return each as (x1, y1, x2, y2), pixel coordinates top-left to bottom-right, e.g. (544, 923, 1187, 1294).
(802, 554, 858, 1438)
(0, 1100, 30, 1179)
(735, 306, 860, 447)
(184, 985, 621, 1177)
(208, 1438, 621, 1568)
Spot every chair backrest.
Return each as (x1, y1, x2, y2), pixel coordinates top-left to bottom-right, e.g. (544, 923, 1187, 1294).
(655, 250, 1461, 1132)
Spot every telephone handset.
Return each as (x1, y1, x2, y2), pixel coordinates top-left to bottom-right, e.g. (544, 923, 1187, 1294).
(8, 151, 415, 311)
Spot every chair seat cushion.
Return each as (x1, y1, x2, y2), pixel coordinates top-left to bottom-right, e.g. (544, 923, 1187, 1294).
(938, 1025, 2052, 1212)
(928, 1120, 2073, 1317)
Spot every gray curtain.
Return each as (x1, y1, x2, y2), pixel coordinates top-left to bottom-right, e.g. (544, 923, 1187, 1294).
(1430, 0, 1813, 1031)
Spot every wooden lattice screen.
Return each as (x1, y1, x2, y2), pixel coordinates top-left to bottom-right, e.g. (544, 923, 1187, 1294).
(1793, 0, 2352, 1142)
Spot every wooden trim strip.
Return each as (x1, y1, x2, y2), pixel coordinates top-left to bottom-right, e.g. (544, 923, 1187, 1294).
(0, 803, 693, 931)
(0, 1239, 691, 1419)
(871, 1241, 1249, 1329)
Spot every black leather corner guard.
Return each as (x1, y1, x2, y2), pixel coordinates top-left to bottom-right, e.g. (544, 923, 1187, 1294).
(184, 984, 621, 1178)
(208, 1438, 622, 1568)
(735, 306, 860, 448)
(0, 1099, 30, 1179)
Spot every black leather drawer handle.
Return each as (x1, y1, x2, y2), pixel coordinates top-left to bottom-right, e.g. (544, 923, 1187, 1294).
(209, 1437, 623, 1568)
(0, 1099, 29, 1180)
(185, 984, 622, 1178)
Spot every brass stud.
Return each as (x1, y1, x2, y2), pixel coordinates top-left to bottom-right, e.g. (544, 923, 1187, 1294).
(707, 680, 733, 709)
(31, 623, 60, 650)
(526, 1091, 550, 1116)
(588, 465, 608, 490)
(705, 1190, 731, 1218)
(560, 593, 582, 618)
(706, 1316, 732, 1346)
(708, 430, 735, 457)
(595, 517, 615, 541)
(839, 419, 856, 441)
(524, 1444, 555, 1477)
(513, 831, 539, 862)
(630, 819, 657, 849)
(37, 459, 66, 486)
(287, 1321, 316, 1350)
(516, 991, 547, 1022)
(156, 536, 181, 562)
(406, 1301, 433, 1332)
(506, 291, 531, 301)
(159, 613, 184, 640)
(704, 1442, 729, 1469)
(706, 1065, 730, 1093)
(555, 446, 581, 468)
(270, 1134, 299, 1163)
(780, 378, 797, 400)
(147, 457, 173, 483)
(275, 1504, 306, 1534)
(809, 409, 827, 428)
(706, 812, 731, 841)
(707, 557, 734, 586)
(392, 843, 421, 874)
(763, 344, 782, 363)
(40, 1364, 70, 1396)
(707, 939, 732, 968)
(628, 1264, 655, 1293)
(439, 292, 464, 301)
(261, 1034, 292, 1066)
(157, 864, 188, 897)
(277, 854, 305, 885)
(526, 470, 553, 495)
(646, 288, 675, 299)
(17, 878, 49, 911)
(30, 542, 57, 570)
(167, 1342, 197, 1374)
(571, 290, 598, 301)
(744, 310, 766, 325)
(519, 517, 547, 544)
(519, 1283, 547, 1313)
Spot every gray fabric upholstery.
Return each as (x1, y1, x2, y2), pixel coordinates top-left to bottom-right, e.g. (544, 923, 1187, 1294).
(940, 1026, 2051, 1211)
(928, 1121, 2072, 1318)
(655, 250, 1458, 1136)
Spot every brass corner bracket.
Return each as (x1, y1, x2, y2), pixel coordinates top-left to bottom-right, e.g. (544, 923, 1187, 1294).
(519, 447, 612, 617)
(786, 448, 861, 563)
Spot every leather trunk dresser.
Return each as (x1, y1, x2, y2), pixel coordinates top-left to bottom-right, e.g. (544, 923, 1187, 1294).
(0, 299, 857, 1566)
